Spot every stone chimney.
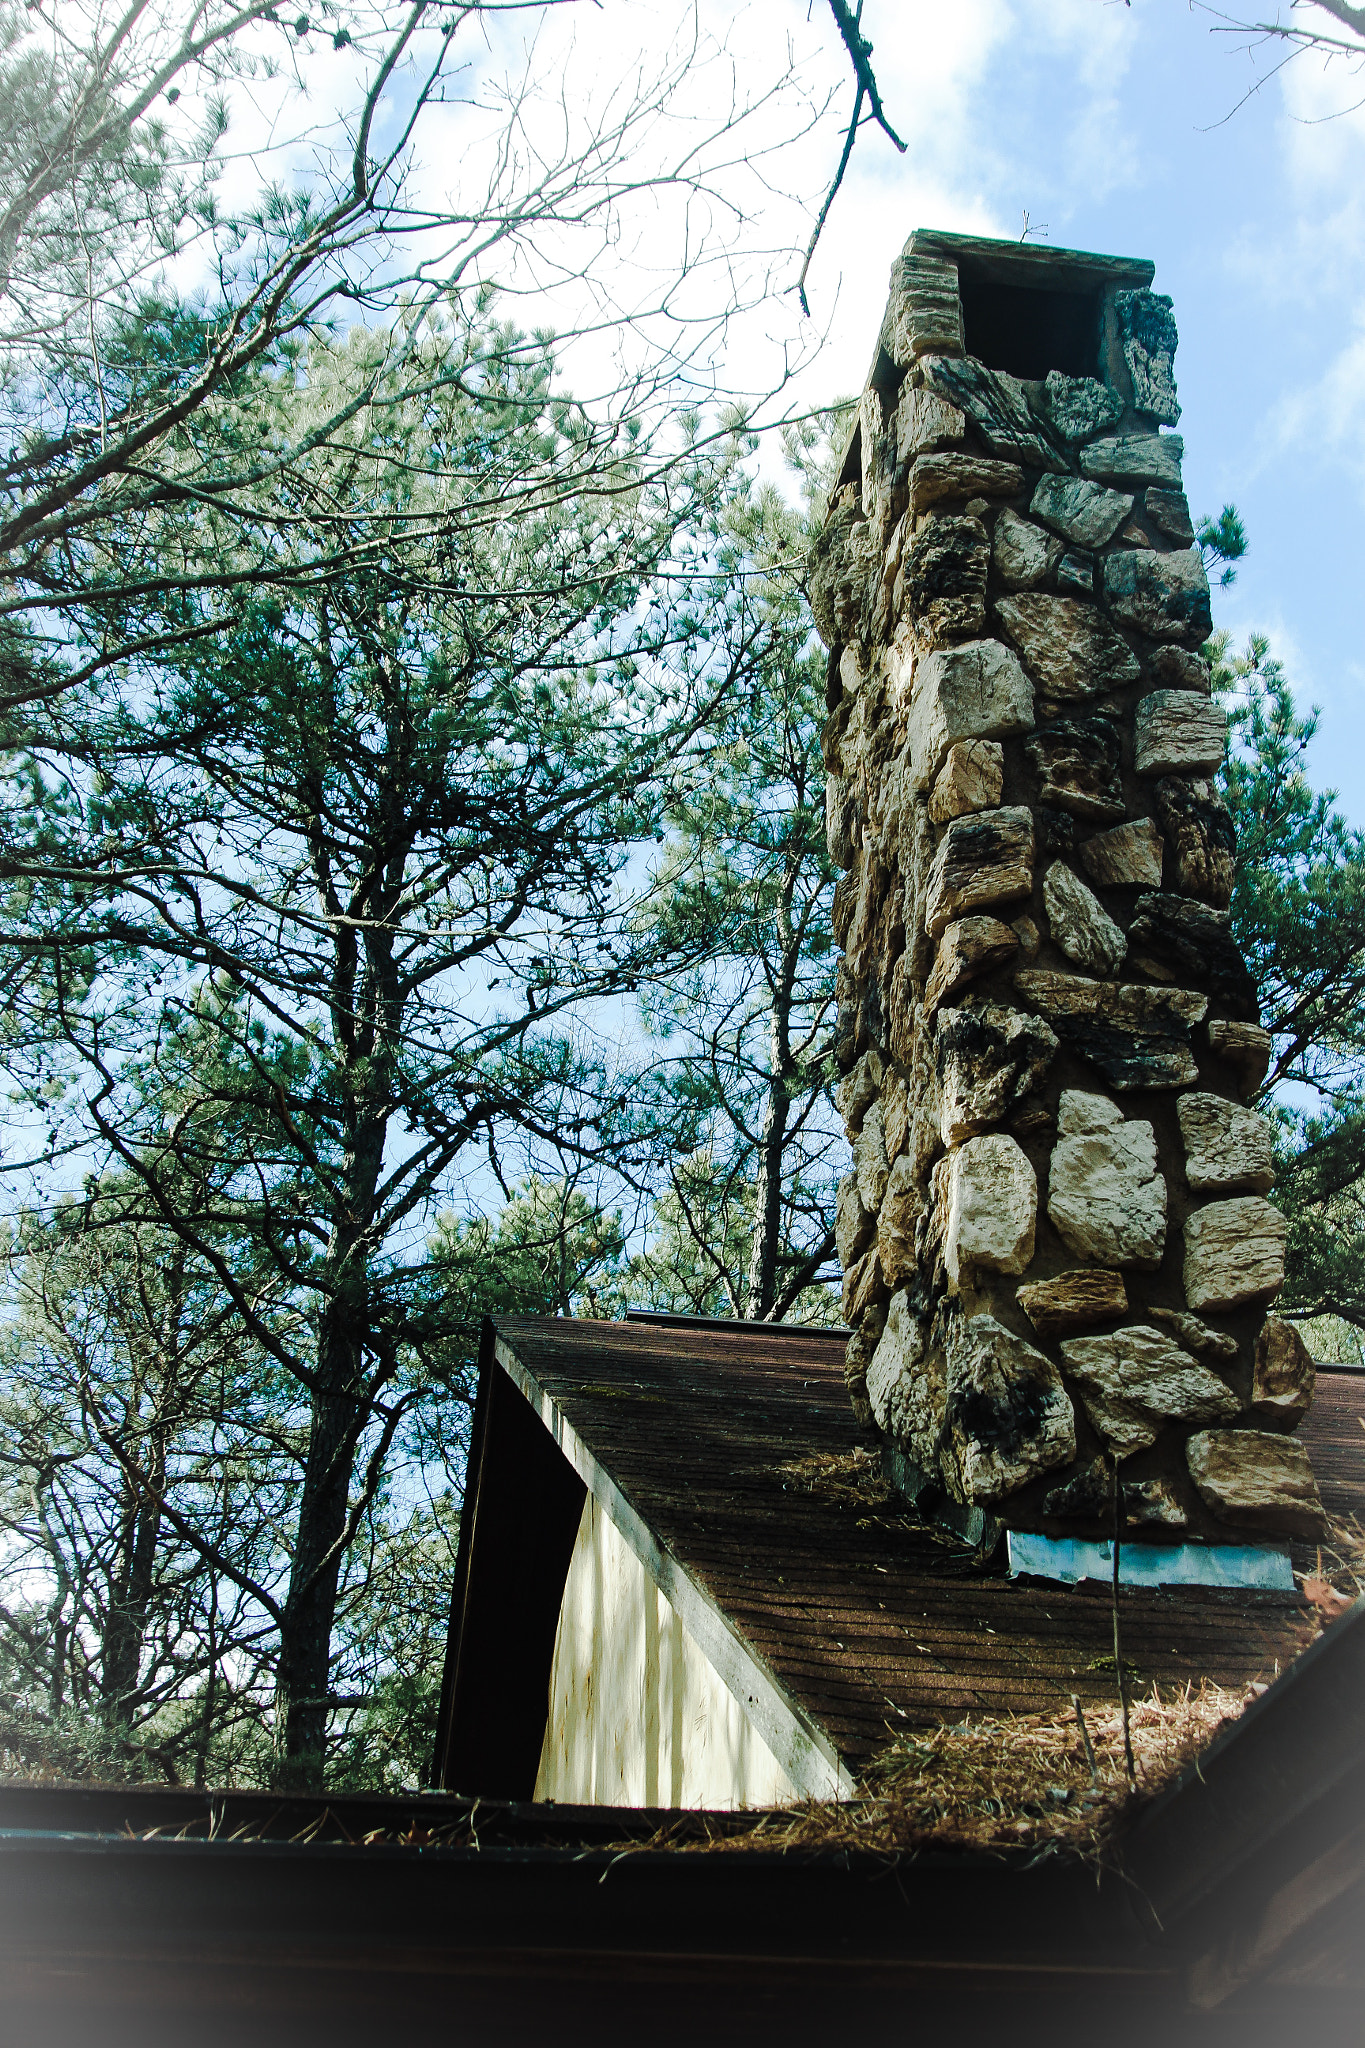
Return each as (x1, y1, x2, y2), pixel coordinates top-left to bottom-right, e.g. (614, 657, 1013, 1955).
(818, 230, 1325, 1552)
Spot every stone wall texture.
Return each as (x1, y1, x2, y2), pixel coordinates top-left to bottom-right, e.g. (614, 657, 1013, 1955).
(818, 229, 1324, 1547)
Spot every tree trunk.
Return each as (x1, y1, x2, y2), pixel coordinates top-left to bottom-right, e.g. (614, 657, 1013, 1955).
(745, 918, 799, 1319)
(101, 1433, 164, 1726)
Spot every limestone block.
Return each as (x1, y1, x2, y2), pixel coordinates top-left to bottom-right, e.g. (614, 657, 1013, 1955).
(1043, 861, 1127, 976)
(1146, 489, 1195, 546)
(994, 593, 1141, 702)
(1080, 434, 1184, 489)
(1153, 776, 1234, 906)
(928, 739, 1004, 823)
(842, 1241, 887, 1324)
(898, 387, 965, 462)
(882, 253, 963, 366)
(1186, 1428, 1325, 1538)
(942, 1315, 1076, 1503)
(1043, 1456, 1112, 1519)
(1127, 894, 1258, 1021)
(836, 1047, 883, 1135)
(825, 772, 859, 870)
(807, 495, 881, 650)
(866, 1289, 946, 1466)
(853, 1098, 891, 1213)
(1031, 475, 1134, 548)
(1208, 1020, 1273, 1100)
(1040, 372, 1124, 445)
(1017, 1267, 1128, 1340)
(1080, 818, 1164, 889)
(843, 1322, 877, 1427)
(1027, 717, 1125, 823)
(1252, 1316, 1316, 1429)
(1134, 690, 1226, 774)
(1117, 289, 1181, 426)
(910, 453, 1026, 516)
(992, 509, 1062, 591)
(1015, 969, 1205, 1091)
(924, 915, 1019, 1018)
(1148, 646, 1210, 694)
(877, 1152, 923, 1289)
(1183, 1196, 1287, 1313)
(1046, 1091, 1167, 1267)
(1177, 1091, 1275, 1195)
(934, 998, 1058, 1147)
(1056, 552, 1093, 597)
(1124, 1477, 1188, 1529)
(923, 355, 1069, 472)
(907, 640, 1034, 792)
(835, 1172, 876, 1273)
(924, 807, 1035, 937)
(903, 515, 989, 644)
(1149, 1306, 1239, 1366)
(1105, 547, 1212, 645)
(943, 1134, 1037, 1282)
(881, 1068, 910, 1165)
(1061, 1326, 1238, 1445)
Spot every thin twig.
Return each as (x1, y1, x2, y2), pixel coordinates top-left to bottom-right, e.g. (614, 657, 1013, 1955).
(1071, 1694, 1099, 1787)
(1111, 1458, 1137, 1794)
(796, 1, 907, 315)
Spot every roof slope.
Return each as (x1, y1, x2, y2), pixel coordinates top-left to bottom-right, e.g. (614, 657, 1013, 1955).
(486, 1315, 1356, 1777)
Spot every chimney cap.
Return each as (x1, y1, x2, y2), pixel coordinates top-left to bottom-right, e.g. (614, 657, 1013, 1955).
(904, 226, 1155, 295)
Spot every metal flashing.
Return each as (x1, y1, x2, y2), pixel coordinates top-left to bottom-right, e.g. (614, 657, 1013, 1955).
(1007, 1531, 1295, 1592)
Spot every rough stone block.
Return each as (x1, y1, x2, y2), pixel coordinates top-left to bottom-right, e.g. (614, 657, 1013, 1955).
(1153, 775, 1235, 906)
(924, 806, 1035, 937)
(907, 640, 1034, 792)
(1186, 1428, 1325, 1538)
(1124, 1476, 1188, 1528)
(910, 453, 1025, 517)
(836, 1047, 884, 1134)
(1183, 1196, 1287, 1313)
(1134, 690, 1226, 774)
(899, 387, 965, 461)
(853, 1098, 891, 1213)
(883, 253, 963, 366)
(1148, 646, 1211, 694)
(943, 1133, 1038, 1282)
(1177, 1091, 1275, 1195)
(1046, 1090, 1167, 1268)
(924, 915, 1019, 1018)
(994, 593, 1141, 702)
(1061, 1326, 1238, 1447)
(1080, 818, 1164, 889)
(842, 1241, 887, 1325)
(935, 998, 1058, 1145)
(1015, 970, 1206, 1090)
(903, 515, 989, 644)
(1081, 434, 1184, 488)
(1040, 372, 1123, 445)
(1105, 547, 1212, 645)
(1056, 552, 1094, 597)
(881, 1068, 910, 1165)
(1252, 1316, 1316, 1429)
(942, 1315, 1076, 1503)
(928, 739, 1004, 823)
(1027, 717, 1125, 823)
(1146, 489, 1195, 546)
(866, 1290, 946, 1465)
(1031, 475, 1134, 548)
(877, 1152, 923, 1289)
(992, 509, 1062, 591)
(836, 1171, 876, 1273)
(923, 355, 1068, 472)
(1043, 860, 1127, 976)
(1149, 1306, 1239, 1365)
(1207, 1019, 1273, 1099)
(1017, 1267, 1128, 1340)
(1127, 894, 1258, 1020)
(843, 1321, 877, 1427)
(1117, 289, 1181, 425)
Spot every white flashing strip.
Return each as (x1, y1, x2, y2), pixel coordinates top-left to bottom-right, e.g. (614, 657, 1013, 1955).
(1007, 1530, 1295, 1592)
(494, 1334, 857, 1803)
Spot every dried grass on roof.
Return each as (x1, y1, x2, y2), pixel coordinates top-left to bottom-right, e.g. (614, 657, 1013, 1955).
(687, 1680, 1255, 1859)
